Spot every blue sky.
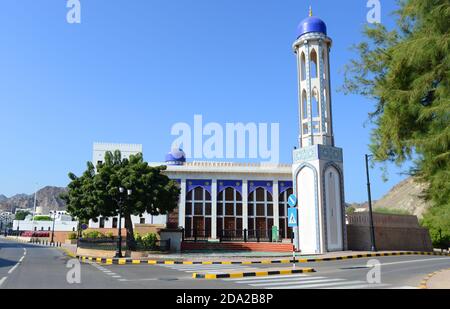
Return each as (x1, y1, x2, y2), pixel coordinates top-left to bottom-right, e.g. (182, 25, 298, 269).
(0, 0, 410, 202)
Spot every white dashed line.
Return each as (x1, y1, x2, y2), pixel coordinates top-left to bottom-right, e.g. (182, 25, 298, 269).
(0, 277, 7, 287)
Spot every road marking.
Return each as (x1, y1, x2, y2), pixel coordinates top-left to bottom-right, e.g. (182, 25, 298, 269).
(245, 277, 328, 286)
(224, 273, 308, 281)
(354, 257, 450, 268)
(0, 277, 7, 287)
(8, 263, 20, 274)
(234, 276, 326, 284)
(251, 278, 345, 287)
(268, 280, 364, 289)
(159, 263, 255, 274)
(324, 283, 391, 289)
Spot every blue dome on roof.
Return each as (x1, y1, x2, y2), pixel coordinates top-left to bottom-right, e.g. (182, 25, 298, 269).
(297, 16, 327, 38)
(165, 148, 186, 165)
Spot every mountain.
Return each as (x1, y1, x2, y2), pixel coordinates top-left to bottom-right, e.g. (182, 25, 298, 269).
(373, 177, 430, 218)
(347, 177, 431, 219)
(0, 195, 7, 202)
(0, 186, 67, 213)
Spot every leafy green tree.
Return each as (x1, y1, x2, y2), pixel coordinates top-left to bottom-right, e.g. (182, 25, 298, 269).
(15, 211, 31, 220)
(62, 151, 180, 251)
(343, 0, 449, 246)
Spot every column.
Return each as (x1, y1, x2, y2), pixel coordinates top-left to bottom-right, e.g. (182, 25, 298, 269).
(242, 179, 248, 231)
(211, 179, 217, 240)
(178, 178, 186, 228)
(273, 181, 280, 231)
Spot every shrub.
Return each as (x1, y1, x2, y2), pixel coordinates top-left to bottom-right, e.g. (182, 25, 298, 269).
(142, 233, 157, 249)
(68, 232, 78, 240)
(33, 216, 53, 221)
(135, 233, 158, 250)
(82, 230, 106, 239)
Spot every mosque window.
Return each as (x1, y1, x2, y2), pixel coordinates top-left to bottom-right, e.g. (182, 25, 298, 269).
(184, 187, 212, 238)
(217, 187, 243, 238)
(248, 187, 274, 240)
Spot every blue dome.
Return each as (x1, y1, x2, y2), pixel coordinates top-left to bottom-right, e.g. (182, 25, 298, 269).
(297, 16, 327, 38)
(165, 148, 186, 165)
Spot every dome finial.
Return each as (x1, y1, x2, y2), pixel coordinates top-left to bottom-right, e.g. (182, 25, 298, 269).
(309, 6, 313, 17)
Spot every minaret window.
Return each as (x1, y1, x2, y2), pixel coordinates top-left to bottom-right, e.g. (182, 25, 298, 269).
(302, 90, 308, 120)
(311, 88, 320, 118)
(310, 49, 318, 78)
(300, 52, 306, 81)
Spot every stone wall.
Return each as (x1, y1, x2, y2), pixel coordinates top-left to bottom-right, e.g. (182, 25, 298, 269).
(346, 213, 433, 252)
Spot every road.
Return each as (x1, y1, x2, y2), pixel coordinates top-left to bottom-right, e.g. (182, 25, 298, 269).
(1, 238, 449, 289)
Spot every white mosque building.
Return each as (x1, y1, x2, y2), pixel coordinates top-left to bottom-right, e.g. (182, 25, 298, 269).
(90, 11, 346, 254)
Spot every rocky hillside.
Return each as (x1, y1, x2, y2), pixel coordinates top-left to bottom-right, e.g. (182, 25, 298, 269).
(348, 177, 431, 219)
(0, 186, 67, 213)
(373, 177, 430, 218)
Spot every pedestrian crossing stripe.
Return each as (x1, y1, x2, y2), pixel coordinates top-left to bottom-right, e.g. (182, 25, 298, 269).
(223, 273, 416, 289)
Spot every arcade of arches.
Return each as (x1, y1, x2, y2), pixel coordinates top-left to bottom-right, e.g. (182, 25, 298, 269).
(172, 180, 294, 241)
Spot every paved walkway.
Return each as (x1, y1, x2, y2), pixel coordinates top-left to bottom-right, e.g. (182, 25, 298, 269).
(425, 269, 450, 289)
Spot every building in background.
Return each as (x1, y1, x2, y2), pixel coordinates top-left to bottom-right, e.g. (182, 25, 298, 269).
(92, 142, 143, 166)
(89, 143, 167, 230)
(12, 210, 77, 232)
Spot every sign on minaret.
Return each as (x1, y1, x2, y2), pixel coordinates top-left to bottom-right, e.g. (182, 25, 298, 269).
(292, 10, 347, 254)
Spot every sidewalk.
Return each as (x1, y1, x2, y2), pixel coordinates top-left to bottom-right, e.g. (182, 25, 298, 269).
(423, 269, 450, 289)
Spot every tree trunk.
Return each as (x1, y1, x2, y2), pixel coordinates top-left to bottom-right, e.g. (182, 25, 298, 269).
(124, 214, 136, 251)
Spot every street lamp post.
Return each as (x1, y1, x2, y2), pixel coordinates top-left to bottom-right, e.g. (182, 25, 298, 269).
(50, 211, 57, 245)
(365, 154, 377, 252)
(115, 187, 132, 258)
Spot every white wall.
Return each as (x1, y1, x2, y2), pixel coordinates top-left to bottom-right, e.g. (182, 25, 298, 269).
(13, 220, 78, 232)
(88, 213, 167, 229)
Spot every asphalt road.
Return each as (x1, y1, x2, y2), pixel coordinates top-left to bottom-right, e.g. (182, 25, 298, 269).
(1, 238, 449, 289)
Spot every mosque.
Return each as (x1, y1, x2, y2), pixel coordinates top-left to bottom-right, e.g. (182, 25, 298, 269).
(90, 10, 346, 254)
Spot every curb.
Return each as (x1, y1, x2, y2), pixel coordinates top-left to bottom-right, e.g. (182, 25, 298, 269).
(192, 268, 316, 280)
(418, 268, 450, 289)
(77, 251, 450, 266)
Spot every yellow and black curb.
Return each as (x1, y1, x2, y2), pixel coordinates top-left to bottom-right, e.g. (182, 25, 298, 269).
(418, 268, 450, 289)
(192, 268, 315, 280)
(77, 251, 449, 266)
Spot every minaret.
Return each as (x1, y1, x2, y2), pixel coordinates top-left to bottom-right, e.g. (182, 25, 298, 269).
(292, 10, 347, 254)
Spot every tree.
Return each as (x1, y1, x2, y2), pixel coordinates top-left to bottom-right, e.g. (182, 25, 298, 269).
(15, 210, 31, 221)
(343, 0, 450, 246)
(62, 151, 180, 250)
